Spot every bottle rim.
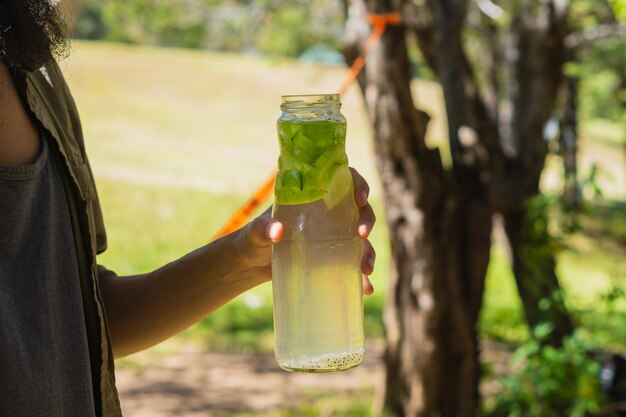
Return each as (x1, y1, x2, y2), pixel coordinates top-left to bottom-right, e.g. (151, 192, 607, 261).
(280, 94, 341, 110)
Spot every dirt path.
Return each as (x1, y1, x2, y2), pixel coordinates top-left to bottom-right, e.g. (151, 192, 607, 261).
(115, 340, 512, 417)
(115, 342, 385, 417)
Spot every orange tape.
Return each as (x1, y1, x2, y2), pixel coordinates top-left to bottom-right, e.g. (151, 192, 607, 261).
(338, 13, 402, 96)
(212, 13, 401, 240)
(367, 13, 402, 26)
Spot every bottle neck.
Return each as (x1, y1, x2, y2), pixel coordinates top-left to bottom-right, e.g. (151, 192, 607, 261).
(280, 94, 343, 123)
(281, 94, 341, 112)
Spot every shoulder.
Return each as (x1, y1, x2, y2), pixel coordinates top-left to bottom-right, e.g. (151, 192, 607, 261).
(0, 63, 41, 166)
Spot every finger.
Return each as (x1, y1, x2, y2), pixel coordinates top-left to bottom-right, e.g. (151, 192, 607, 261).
(360, 239, 376, 276)
(362, 275, 374, 295)
(357, 203, 376, 239)
(263, 205, 283, 243)
(350, 167, 370, 208)
(248, 213, 283, 247)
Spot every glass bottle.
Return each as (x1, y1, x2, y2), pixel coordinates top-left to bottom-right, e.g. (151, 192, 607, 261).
(272, 94, 364, 372)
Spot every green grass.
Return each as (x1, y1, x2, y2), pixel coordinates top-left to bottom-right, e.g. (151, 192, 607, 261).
(64, 40, 626, 358)
(479, 245, 529, 345)
(96, 178, 249, 273)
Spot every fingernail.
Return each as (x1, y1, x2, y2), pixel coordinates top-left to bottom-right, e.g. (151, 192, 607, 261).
(268, 222, 283, 242)
(363, 275, 374, 295)
(358, 223, 371, 238)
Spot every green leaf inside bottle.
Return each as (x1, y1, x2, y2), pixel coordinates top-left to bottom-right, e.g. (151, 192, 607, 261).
(275, 120, 351, 206)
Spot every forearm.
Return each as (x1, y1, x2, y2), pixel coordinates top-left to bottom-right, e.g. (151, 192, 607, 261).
(100, 233, 269, 358)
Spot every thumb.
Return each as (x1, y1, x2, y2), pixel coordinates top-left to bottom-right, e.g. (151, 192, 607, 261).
(248, 213, 283, 247)
(267, 221, 283, 243)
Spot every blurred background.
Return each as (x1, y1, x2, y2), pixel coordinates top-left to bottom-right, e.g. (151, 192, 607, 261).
(58, 0, 624, 416)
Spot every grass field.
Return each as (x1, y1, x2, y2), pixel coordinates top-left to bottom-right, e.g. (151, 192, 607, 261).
(62, 41, 626, 357)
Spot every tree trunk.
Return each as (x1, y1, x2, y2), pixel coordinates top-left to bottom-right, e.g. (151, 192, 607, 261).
(412, 0, 576, 347)
(502, 207, 575, 345)
(502, 3, 575, 345)
(343, 0, 579, 415)
(344, 1, 492, 415)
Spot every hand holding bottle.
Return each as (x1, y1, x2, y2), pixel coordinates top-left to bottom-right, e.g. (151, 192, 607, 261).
(233, 166, 376, 292)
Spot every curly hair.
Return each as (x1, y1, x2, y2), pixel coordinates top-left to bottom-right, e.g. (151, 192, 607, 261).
(0, 0, 69, 71)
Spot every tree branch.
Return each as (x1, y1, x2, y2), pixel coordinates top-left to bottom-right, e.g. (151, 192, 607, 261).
(565, 23, 626, 50)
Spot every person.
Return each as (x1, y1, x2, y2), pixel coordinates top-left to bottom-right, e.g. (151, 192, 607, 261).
(0, 2, 377, 416)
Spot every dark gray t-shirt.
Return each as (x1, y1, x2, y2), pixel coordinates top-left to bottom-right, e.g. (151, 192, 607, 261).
(0, 137, 96, 416)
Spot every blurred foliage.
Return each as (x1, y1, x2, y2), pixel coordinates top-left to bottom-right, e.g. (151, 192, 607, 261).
(102, 0, 206, 48)
(584, 200, 626, 248)
(462, 0, 625, 128)
(482, 170, 626, 415)
(68, 0, 345, 57)
(66, 0, 625, 122)
(487, 330, 604, 417)
(609, 0, 626, 19)
(480, 187, 626, 347)
(71, 0, 107, 40)
(569, 0, 626, 125)
(520, 193, 580, 257)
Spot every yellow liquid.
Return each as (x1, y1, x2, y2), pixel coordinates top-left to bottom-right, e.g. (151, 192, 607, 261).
(272, 194, 364, 372)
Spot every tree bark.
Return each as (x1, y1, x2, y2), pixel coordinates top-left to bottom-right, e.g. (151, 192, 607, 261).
(343, 0, 579, 415)
(502, 206, 574, 345)
(415, 0, 576, 346)
(501, 1, 575, 345)
(344, 1, 492, 416)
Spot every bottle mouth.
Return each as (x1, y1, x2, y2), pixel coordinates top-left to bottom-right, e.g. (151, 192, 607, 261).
(281, 94, 341, 110)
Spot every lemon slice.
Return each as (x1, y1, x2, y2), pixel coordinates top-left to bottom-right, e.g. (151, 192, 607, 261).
(322, 166, 353, 209)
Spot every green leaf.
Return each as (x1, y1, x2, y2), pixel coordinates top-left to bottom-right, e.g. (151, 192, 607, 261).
(533, 322, 555, 340)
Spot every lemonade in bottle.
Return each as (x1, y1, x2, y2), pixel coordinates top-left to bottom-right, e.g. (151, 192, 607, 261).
(272, 94, 364, 372)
